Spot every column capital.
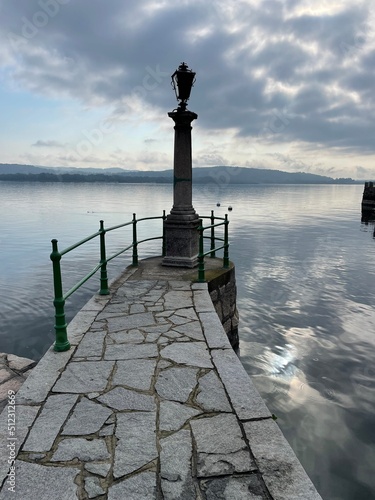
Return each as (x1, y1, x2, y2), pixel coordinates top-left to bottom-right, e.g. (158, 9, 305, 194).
(168, 109, 198, 125)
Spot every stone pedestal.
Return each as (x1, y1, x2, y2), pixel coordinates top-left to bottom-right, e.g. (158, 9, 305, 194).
(163, 218, 200, 267)
(163, 109, 200, 268)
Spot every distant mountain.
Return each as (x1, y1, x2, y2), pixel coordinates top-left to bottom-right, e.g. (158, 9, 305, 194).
(0, 164, 138, 175)
(0, 163, 357, 184)
(0, 164, 51, 174)
(42, 166, 140, 175)
(191, 166, 356, 184)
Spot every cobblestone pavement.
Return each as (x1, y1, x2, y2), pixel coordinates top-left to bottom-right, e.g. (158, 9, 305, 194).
(0, 261, 322, 499)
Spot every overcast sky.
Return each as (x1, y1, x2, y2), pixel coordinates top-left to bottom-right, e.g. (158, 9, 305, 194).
(0, 0, 374, 178)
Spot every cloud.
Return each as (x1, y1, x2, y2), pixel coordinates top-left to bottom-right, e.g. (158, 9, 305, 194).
(32, 139, 66, 148)
(355, 165, 375, 179)
(0, 0, 375, 176)
(195, 152, 228, 166)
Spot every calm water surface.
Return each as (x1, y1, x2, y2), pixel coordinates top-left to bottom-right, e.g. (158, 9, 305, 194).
(1, 181, 374, 500)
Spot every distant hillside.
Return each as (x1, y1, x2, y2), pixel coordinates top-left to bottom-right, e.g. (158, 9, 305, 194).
(192, 166, 356, 184)
(0, 164, 136, 176)
(0, 163, 357, 184)
(0, 164, 51, 174)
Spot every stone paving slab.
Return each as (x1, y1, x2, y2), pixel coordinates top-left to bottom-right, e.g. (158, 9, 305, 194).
(113, 359, 157, 390)
(52, 360, 114, 393)
(61, 397, 112, 436)
(212, 348, 272, 420)
(15, 348, 73, 404)
(0, 258, 323, 499)
(244, 419, 323, 500)
(160, 429, 195, 498)
(196, 370, 232, 412)
(0, 405, 40, 480)
(23, 394, 78, 452)
(0, 460, 80, 500)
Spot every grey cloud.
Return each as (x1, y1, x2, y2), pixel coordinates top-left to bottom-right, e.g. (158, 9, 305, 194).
(32, 140, 66, 148)
(356, 165, 375, 178)
(291, 85, 330, 115)
(343, 68, 375, 94)
(1, 0, 375, 161)
(196, 153, 228, 166)
(251, 42, 308, 82)
(285, 7, 367, 47)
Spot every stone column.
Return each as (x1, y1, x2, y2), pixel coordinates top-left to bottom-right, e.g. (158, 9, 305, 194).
(162, 110, 200, 267)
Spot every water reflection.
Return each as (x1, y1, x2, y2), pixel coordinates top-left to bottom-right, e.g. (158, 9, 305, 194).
(1, 182, 375, 500)
(361, 208, 375, 238)
(230, 185, 375, 499)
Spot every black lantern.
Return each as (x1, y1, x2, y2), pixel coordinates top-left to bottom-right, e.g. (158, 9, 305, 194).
(171, 62, 196, 111)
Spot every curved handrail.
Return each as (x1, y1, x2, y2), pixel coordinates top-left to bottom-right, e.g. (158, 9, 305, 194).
(50, 209, 229, 351)
(50, 212, 166, 352)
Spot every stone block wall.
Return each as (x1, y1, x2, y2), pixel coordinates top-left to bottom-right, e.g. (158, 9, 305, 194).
(207, 265, 239, 349)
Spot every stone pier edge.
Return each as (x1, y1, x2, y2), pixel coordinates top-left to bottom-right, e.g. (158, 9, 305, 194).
(0, 261, 322, 499)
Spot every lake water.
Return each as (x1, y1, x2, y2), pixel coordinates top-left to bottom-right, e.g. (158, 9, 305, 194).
(1, 181, 374, 499)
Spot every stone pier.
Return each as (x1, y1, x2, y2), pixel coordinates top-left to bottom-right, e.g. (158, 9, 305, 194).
(0, 257, 322, 499)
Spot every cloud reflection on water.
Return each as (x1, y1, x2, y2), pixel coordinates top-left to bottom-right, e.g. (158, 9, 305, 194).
(1, 182, 374, 500)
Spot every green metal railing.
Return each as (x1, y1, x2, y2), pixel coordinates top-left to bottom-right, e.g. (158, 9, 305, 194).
(50, 210, 229, 352)
(197, 211, 229, 282)
(50, 212, 167, 352)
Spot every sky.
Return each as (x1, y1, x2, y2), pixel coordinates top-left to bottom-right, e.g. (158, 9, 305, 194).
(0, 0, 374, 179)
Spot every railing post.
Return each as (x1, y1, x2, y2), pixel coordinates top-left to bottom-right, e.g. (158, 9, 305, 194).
(132, 213, 138, 266)
(198, 219, 205, 282)
(162, 210, 166, 257)
(99, 220, 110, 295)
(223, 213, 230, 269)
(50, 239, 70, 352)
(210, 209, 216, 258)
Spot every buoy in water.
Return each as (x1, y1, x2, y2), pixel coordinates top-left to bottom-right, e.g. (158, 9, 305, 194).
(216, 202, 220, 207)
(228, 206, 233, 211)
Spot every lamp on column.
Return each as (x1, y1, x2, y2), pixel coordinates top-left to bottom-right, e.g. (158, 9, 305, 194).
(171, 62, 196, 111)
